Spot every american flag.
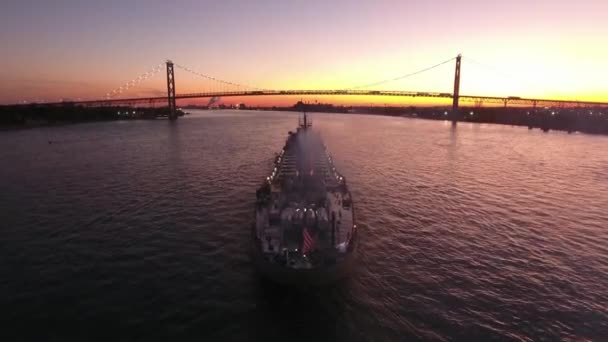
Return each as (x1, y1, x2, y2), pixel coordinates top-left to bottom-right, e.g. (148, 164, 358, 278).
(302, 227, 315, 254)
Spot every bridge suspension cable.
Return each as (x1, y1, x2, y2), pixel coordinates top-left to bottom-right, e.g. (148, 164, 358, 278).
(348, 56, 457, 90)
(174, 63, 267, 91)
(104, 63, 164, 99)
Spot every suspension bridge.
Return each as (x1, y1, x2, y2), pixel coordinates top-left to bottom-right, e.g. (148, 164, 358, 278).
(22, 55, 608, 121)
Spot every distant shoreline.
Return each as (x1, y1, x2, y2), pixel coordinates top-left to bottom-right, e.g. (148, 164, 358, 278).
(0, 105, 183, 131)
(239, 102, 608, 136)
(2, 103, 608, 136)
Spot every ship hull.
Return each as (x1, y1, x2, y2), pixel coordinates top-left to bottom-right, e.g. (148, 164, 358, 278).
(252, 114, 358, 286)
(250, 224, 358, 286)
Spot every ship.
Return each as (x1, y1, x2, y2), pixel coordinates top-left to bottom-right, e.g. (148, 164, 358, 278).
(252, 111, 358, 285)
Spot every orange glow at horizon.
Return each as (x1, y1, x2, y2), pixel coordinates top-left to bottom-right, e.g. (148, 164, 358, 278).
(2, 1, 607, 105)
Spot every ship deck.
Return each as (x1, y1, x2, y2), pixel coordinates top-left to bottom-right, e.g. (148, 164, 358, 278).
(255, 119, 355, 271)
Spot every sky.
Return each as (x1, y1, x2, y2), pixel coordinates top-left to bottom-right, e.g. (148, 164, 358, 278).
(1, 0, 607, 106)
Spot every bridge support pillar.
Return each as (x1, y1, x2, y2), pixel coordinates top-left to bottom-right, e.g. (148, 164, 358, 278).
(166, 60, 177, 120)
(451, 54, 462, 122)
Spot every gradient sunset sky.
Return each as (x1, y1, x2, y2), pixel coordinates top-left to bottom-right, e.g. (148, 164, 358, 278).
(1, 0, 607, 105)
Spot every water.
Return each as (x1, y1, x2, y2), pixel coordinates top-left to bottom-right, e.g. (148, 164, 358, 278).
(1, 111, 607, 341)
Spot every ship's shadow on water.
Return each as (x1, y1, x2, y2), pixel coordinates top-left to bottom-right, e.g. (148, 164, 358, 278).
(249, 275, 355, 342)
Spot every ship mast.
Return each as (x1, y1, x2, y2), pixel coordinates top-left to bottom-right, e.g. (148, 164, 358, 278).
(299, 101, 311, 130)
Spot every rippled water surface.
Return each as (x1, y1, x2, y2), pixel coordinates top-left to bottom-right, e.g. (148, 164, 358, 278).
(1, 111, 607, 341)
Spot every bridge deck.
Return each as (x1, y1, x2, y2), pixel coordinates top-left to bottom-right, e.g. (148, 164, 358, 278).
(25, 90, 608, 108)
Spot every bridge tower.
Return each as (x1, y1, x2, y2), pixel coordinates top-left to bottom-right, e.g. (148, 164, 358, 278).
(166, 60, 177, 120)
(451, 54, 462, 122)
